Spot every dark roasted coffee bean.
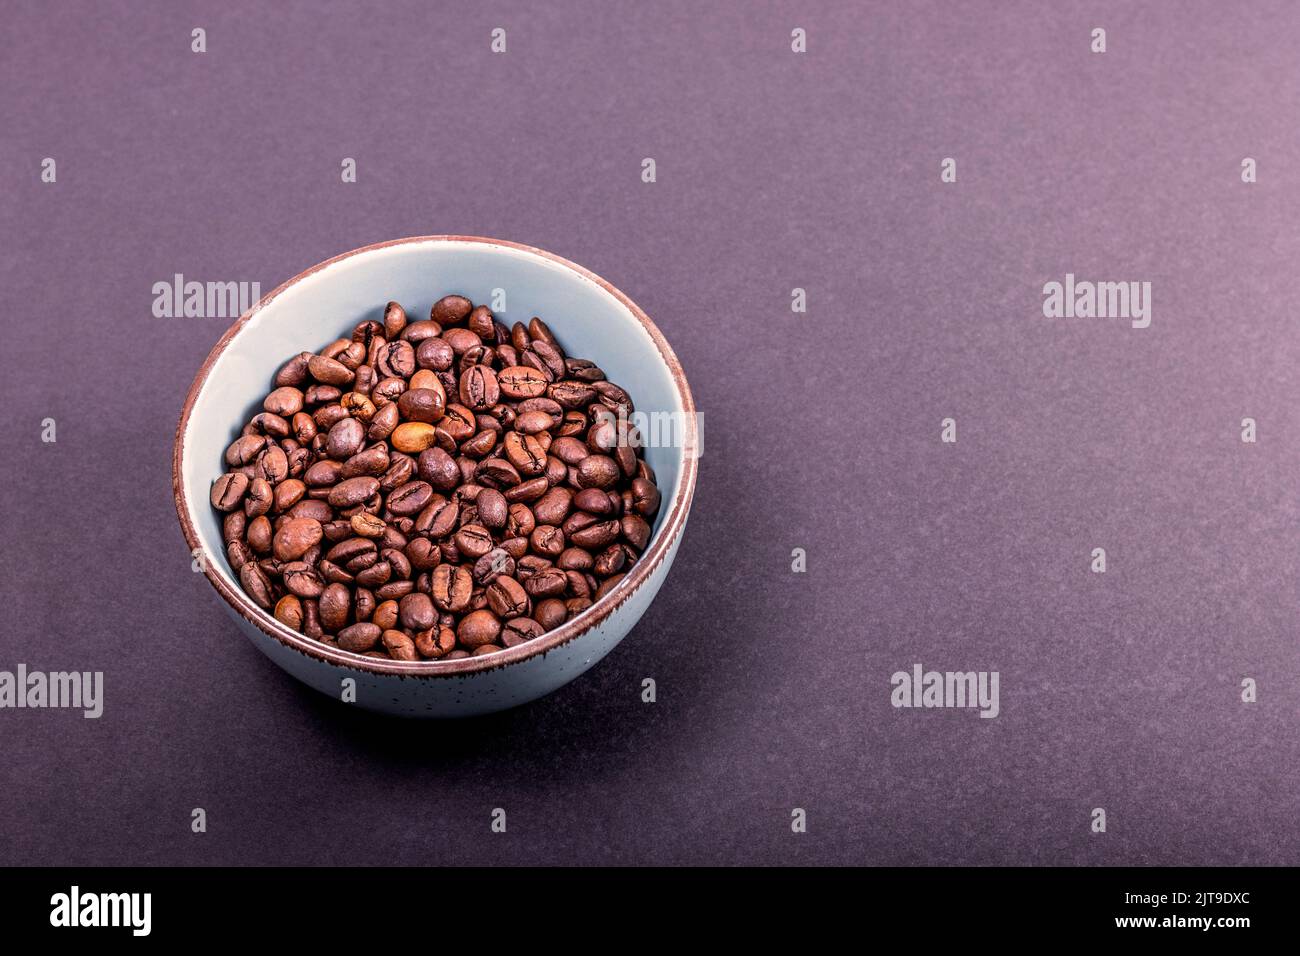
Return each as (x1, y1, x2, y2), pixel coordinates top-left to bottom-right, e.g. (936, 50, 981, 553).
(431, 295, 472, 326)
(531, 340, 566, 380)
(337, 622, 381, 653)
(569, 519, 620, 550)
(458, 364, 500, 410)
(326, 417, 366, 459)
(473, 547, 515, 584)
(244, 477, 273, 518)
(503, 476, 548, 503)
(211, 472, 250, 511)
(382, 629, 419, 661)
(376, 340, 416, 378)
(595, 574, 625, 600)
(621, 514, 651, 550)
(557, 547, 594, 572)
(534, 598, 567, 631)
(414, 448, 456, 493)
(275, 353, 312, 388)
(273, 517, 323, 561)
(415, 336, 454, 371)
(576, 455, 619, 489)
(397, 386, 446, 423)
(454, 523, 494, 560)
(388, 480, 434, 516)
(430, 564, 473, 613)
(240, 562, 274, 608)
(497, 365, 548, 399)
(398, 592, 436, 631)
(524, 567, 568, 599)
(383, 301, 408, 338)
(246, 515, 273, 554)
(594, 544, 627, 577)
(223, 511, 247, 545)
(532, 487, 572, 526)
(318, 583, 351, 631)
(631, 476, 661, 517)
(415, 625, 457, 658)
(547, 381, 597, 409)
(307, 355, 354, 387)
(501, 616, 545, 647)
(457, 609, 502, 648)
(328, 476, 380, 508)
(475, 488, 508, 529)
(226, 434, 266, 467)
(528, 522, 566, 559)
(565, 358, 605, 382)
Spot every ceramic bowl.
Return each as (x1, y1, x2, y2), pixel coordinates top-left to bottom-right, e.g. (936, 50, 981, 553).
(173, 236, 698, 716)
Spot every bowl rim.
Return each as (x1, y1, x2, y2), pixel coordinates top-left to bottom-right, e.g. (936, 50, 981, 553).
(172, 235, 698, 677)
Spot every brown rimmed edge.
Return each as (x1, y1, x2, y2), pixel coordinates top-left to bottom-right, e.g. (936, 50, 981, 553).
(172, 235, 699, 677)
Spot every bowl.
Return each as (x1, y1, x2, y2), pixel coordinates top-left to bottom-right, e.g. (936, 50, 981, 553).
(173, 236, 698, 717)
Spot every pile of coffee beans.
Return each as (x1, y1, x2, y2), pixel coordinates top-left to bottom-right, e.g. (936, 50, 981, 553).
(209, 295, 661, 661)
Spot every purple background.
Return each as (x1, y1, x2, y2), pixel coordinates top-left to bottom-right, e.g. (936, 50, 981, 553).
(1, 0, 1297, 865)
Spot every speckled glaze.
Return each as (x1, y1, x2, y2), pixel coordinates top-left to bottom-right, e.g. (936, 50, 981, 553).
(173, 237, 697, 717)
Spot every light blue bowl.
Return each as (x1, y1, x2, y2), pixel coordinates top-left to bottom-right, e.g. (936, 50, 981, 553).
(174, 236, 698, 716)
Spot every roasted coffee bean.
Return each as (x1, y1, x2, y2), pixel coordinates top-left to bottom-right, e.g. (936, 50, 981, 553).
(631, 477, 661, 517)
(216, 293, 660, 659)
(283, 563, 325, 598)
(368, 402, 400, 440)
(534, 598, 567, 630)
(475, 488, 508, 530)
(275, 353, 312, 388)
(501, 616, 544, 646)
(397, 386, 446, 423)
(454, 523, 494, 560)
(569, 519, 620, 550)
(273, 517, 323, 561)
(431, 294, 473, 326)
(308, 355, 354, 386)
(223, 511, 247, 545)
(240, 562, 274, 608)
(503, 431, 547, 476)
(244, 477, 273, 518)
(504, 476, 549, 503)
(382, 629, 419, 661)
(326, 417, 366, 459)
(387, 480, 434, 516)
(457, 609, 501, 648)
(497, 365, 548, 399)
(415, 625, 456, 658)
(416, 336, 455, 371)
(274, 594, 304, 631)
(430, 563, 473, 613)
(328, 476, 380, 508)
(557, 547, 594, 572)
(376, 340, 417, 378)
(337, 622, 381, 653)
(529, 524, 566, 557)
(524, 567, 568, 599)
(532, 487, 572, 526)
(383, 301, 408, 338)
(459, 364, 500, 410)
(265, 387, 305, 416)
(246, 515, 273, 554)
(226, 434, 266, 467)
(443, 327, 481, 355)
(212, 472, 250, 511)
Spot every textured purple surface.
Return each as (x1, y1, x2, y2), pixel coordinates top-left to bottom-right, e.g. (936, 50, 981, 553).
(1, 1, 1297, 866)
